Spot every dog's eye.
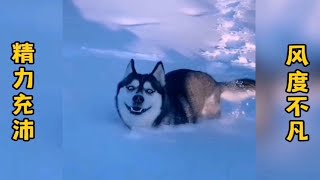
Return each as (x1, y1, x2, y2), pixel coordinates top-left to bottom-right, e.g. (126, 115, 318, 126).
(145, 89, 155, 94)
(126, 86, 135, 91)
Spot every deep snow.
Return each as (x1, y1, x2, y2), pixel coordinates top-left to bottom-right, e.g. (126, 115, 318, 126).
(63, 55, 256, 180)
(62, 0, 256, 179)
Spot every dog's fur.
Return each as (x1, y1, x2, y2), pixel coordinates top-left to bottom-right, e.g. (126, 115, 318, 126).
(116, 59, 255, 129)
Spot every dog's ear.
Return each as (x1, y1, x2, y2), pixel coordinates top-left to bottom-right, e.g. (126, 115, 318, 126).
(151, 61, 165, 86)
(124, 59, 136, 77)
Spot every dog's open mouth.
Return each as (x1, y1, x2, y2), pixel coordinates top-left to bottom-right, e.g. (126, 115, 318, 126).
(125, 104, 151, 115)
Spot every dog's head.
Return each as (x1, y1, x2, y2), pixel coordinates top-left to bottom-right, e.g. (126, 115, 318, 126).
(116, 59, 166, 129)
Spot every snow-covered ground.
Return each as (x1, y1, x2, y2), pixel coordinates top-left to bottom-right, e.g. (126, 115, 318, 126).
(63, 55, 256, 180)
(2, 0, 320, 179)
(63, 0, 256, 179)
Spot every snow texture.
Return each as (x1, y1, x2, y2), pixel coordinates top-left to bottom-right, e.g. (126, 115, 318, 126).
(63, 0, 256, 179)
(0, 0, 256, 180)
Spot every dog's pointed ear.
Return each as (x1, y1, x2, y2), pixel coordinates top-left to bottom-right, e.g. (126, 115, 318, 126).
(124, 59, 136, 77)
(151, 61, 165, 86)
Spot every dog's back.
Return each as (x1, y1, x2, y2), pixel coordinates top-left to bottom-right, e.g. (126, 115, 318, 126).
(164, 69, 221, 125)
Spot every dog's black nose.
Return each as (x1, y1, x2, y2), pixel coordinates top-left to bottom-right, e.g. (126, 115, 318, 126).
(132, 95, 144, 104)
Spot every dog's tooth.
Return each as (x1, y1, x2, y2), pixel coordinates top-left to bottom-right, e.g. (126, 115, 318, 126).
(130, 106, 143, 113)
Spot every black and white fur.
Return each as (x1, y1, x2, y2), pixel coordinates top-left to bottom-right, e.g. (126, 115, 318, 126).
(116, 59, 255, 129)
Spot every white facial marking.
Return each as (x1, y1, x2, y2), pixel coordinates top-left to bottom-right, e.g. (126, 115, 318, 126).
(117, 80, 162, 128)
(130, 80, 139, 87)
(143, 82, 152, 89)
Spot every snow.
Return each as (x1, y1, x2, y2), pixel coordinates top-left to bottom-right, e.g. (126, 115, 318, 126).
(201, 0, 255, 70)
(63, 56, 256, 180)
(0, 0, 256, 180)
(179, 7, 208, 17)
(63, 2, 256, 179)
(63, 0, 257, 171)
(2, 0, 320, 179)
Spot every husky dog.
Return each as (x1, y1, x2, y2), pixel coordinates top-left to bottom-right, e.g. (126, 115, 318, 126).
(115, 59, 255, 129)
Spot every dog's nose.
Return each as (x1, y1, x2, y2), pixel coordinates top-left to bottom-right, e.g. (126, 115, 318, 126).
(132, 95, 144, 104)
